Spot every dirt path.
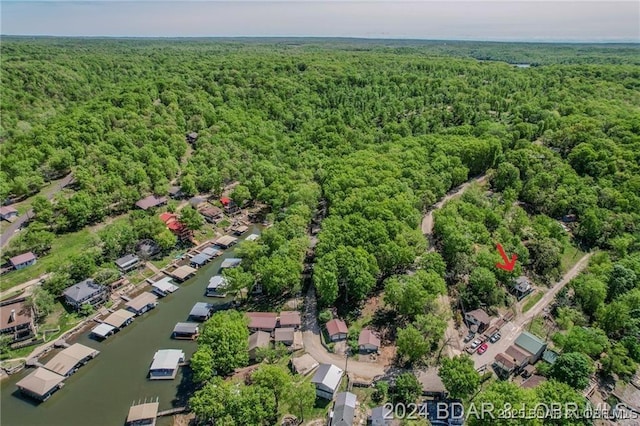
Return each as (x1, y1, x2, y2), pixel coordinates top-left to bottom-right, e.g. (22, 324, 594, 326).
(0, 274, 50, 300)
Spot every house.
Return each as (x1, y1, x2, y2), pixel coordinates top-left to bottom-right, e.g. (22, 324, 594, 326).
(186, 132, 198, 144)
(220, 258, 242, 269)
(246, 312, 278, 332)
(220, 197, 239, 215)
(125, 292, 158, 316)
(16, 367, 66, 401)
(189, 196, 206, 208)
(291, 353, 319, 376)
(246, 233, 260, 242)
(151, 277, 179, 297)
(136, 240, 161, 259)
(274, 327, 296, 346)
(199, 205, 224, 223)
(0, 298, 36, 342)
(215, 235, 238, 249)
(464, 309, 491, 333)
(42, 343, 99, 377)
(9, 252, 37, 270)
(369, 405, 395, 426)
(358, 328, 381, 353)
(330, 392, 357, 426)
(126, 401, 159, 426)
(513, 276, 533, 301)
(493, 352, 517, 378)
(103, 309, 136, 329)
(506, 345, 532, 369)
(159, 212, 193, 241)
(514, 331, 547, 364)
(326, 319, 348, 341)
(170, 265, 197, 282)
(172, 322, 199, 340)
(248, 331, 272, 361)
(0, 205, 18, 222)
(190, 253, 212, 268)
(115, 254, 140, 273)
(206, 275, 228, 297)
(135, 195, 167, 210)
(201, 246, 222, 258)
(168, 186, 183, 200)
(148, 349, 185, 380)
(62, 279, 108, 311)
(189, 302, 213, 321)
(91, 323, 116, 340)
(233, 225, 249, 236)
(311, 364, 344, 400)
(279, 311, 301, 329)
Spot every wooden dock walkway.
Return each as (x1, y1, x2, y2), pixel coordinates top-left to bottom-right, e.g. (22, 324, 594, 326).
(157, 407, 187, 417)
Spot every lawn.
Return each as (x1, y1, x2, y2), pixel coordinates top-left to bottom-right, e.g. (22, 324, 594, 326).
(560, 244, 586, 273)
(522, 291, 543, 313)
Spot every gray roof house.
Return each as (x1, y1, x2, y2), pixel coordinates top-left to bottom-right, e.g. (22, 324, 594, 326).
(114, 254, 140, 273)
(330, 392, 357, 426)
(311, 363, 344, 400)
(369, 405, 395, 426)
(62, 279, 108, 311)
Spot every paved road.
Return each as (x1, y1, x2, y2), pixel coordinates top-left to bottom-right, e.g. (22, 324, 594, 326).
(472, 252, 594, 368)
(0, 173, 74, 248)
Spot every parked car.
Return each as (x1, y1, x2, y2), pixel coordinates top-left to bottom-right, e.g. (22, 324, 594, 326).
(470, 340, 481, 349)
(463, 333, 475, 343)
(477, 343, 489, 355)
(489, 332, 501, 343)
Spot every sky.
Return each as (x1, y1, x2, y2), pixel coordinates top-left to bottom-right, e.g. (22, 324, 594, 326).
(2, 1, 639, 42)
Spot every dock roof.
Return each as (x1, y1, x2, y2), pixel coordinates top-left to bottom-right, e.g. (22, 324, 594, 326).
(43, 343, 99, 376)
(279, 311, 301, 327)
(103, 309, 136, 328)
(207, 275, 227, 289)
(9, 251, 36, 266)
(152, 277, 179, 294)
(172, 265, 197, 280)
(16, 367, 65, 398)
(247, 312, 278, 330)
(189, 302, 213, 318)
(246, 233, 260, 242)
(150, 349, 184, 371)
(91, 323, 116, 338)
(191, 253, 211, 266)
(216, 235, 238, 247)
(126, 402, 159, 423)
(202, 246, 222, 257)
(220, 258, 242, 269)
(125, 292, 158, 312)
(173, 322, 199, 334)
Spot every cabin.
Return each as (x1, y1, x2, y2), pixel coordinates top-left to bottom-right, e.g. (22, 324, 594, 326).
(151, 277, 179, 297)
(170, 265, 197, 282)
(279, 311, 301, 329)
(215, 235, 238, 249)
(514, 331, 547, 364)
(189, 196, 206, 208)
(189, 302, 213, 322)
(115, 254, 140, 273)
(506, 345, 531, 370)
(190, 253, 212, 268)
(246, 312, 278, 332)
(291, 353, 319, 376)
(326, 319, 348, 341)
(369, 405, 394, 426)
(201, 246, 222, 258)
(159, 212, 193, 241)
(125, 292, 158, 316)
(206, 275, 228, 297)
(199, 205, 224, 223)
(43, 343, 99, 377)
(248, 331, 272, 361)
(0, 298, 36, 342)
(274, 327, 296, 346)
(358, 328, 381, 353)
(493, 352, 518, 378)
(464, 309, 491, 333)
(62, 279, 108, 311)
(9, 252, 37, 270)
(220, 258, 242, 269)
(220, 197, 239, 215)
(329, 392, 357, 426)
(148, 349, 185, 380)
(126, 401, 159, 426)
(103, 309, 136, 329)
(513, 276, 534, 301)
(172, 322, 199, 340)
(0, 205, 18, 222)
(135, 195, 167, 211)
(16, 367, 65, 401)
(311, 363, 344, 400)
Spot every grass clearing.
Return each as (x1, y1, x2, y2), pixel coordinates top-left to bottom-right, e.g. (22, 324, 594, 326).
(560, 244, 585, 273)
(522, 291, 543, 313)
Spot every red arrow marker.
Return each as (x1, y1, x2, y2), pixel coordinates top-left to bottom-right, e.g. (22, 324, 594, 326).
(496, 243, 517, 272)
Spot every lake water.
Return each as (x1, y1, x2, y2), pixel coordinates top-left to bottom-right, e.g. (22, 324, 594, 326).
(0, 226, 260, 426)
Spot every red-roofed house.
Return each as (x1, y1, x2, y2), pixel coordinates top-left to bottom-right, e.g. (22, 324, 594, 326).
(358, 328, 381, 353)
(246, 312, 278, 332)
(220, 197, 239, 215)
(279, 311, 302, 329)
(9, 252, 37, 270)
(326, 319, 348, 341)
(159, 213, 192, 241)
(0, 206, 18, 222)
(136, 195, 167, 210)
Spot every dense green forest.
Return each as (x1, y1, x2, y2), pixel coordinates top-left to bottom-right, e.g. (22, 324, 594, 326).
(1, 39, 639, 424)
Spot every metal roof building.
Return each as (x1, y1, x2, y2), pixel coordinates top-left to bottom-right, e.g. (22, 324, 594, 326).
(330, 391, 357, 426)
(311, 364, 344, 400)
(103, 309, 136, 328)
(149, 349, 185, 380)
(91, 323, 116, 339)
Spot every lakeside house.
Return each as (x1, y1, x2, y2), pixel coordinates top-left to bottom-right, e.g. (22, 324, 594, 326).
(246, 312, 278, 332)
(125, 292, 158, 316)
(0, 205, 18, 222)
(189, 302, 213, 322)
(115, 254, 140, 273)
(62, 279, 108, 311)
(135, 195, 167, 211)
(199, 205, 224, 223)
(279, 311, 301, 329)
(358, 328, 381, 353)
(329, 391, 357, 426)
(172, 322, 199, 340)
(151, 277, 179, 297)
(170, 265, 197, 282)
(126, 401, 159, 426)
(148, 349, 185, 380)
(326, 319, 348, 341)
(464, 308, 491, 333)
(206, 275, 228, 297)
(9, 252, 37, 270)
(159, 212, 193, 241)
(220, 258, 242, 269)
(220, 197, 239, 215)
(16, 367, 66, 401)
(0, 298, 36, 343)
(311, 364, 344, 400)
(215, 235, 238, 249)
(291, 353, 319, 376)
(42, 343, 99, 377)
(248, 331, 271, 361)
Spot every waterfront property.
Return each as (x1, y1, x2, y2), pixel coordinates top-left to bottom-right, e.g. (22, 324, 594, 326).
(291, 353, 319, 376)
(16, 367, 66, 401)
(9, 251, 37, 270)
(215, 235, 238, 249)
(326, 319, 348, 341)
(159, 212, 193, 241)
(43, 343, 99, 377)
(62, 279, 108, 311)
(220, 258, 242, 269)
(115, 254, 140, 273)
(126, 400, 159, 426)
(358, 328, 381, 353)
(172, 322, 199, 340)
(170, 265, 197, 282)
(329, 391, 357, 426)
(190, 253, 212, 268)
(220, 197, 240, 215)
(279, 311, 301, 329)
(206, 275, 228, 297)
(311, 364, 344, 400)
(148, 349, 185, 380)
(135, 195, 167, 211)
(125, 292, 159, 316)
(246, 312, 278, 332)
(248, 331, 271, 361)
(188, 302, 213, 321)
(151, 277, 179, 297)
(0, 298, 36, 342)
(199, 205, 224, 223)
(91, 323, 116, 339)
(103, 309, 136, 329)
